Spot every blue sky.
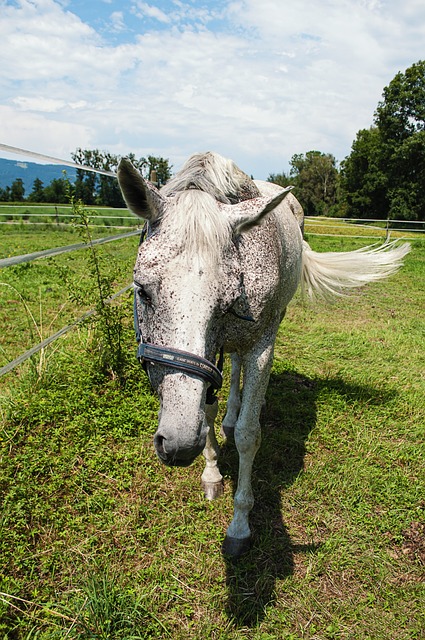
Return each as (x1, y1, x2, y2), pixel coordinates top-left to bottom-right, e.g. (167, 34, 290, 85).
(1, 0, 425, 179)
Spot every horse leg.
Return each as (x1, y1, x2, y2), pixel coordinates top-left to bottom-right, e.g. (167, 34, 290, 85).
(220, 353, 241, 439)
(222, 337, 275, 558)
(201, 399, 224, 500)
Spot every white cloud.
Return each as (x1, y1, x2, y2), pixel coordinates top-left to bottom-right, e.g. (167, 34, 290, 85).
(132, 1, 171, 23)
(1, 0, 425, 178)
(110, 11, 126, 32)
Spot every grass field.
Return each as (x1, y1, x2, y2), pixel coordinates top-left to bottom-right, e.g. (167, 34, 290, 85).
(0, 223, 424, 639)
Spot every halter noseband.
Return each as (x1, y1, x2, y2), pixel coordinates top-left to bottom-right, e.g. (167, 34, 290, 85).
(133, 223, 224, 404)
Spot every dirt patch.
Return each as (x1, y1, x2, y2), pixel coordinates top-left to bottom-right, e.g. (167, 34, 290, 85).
(401, 521, 425, 565)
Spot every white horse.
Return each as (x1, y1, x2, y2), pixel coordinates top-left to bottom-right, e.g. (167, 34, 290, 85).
(118, 152, 410, 558)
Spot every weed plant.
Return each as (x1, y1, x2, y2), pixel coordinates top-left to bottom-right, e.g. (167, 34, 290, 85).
(69, 197, 128, 381)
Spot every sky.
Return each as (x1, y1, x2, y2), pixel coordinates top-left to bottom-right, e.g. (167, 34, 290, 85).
(1, 0, 425, 180)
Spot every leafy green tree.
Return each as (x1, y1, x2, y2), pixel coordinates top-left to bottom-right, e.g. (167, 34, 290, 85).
(267, 171, 291, 188)
(43, 177, 68, 203)
(72, 148, 101, 205)
(340, 127, 389, 218)
(71, 149, 173, 205)
(288, 151, 338, 215)
(387, 130, 425, 220)
(375, 60, 425, 143)
(375, 59, 425, 220)
(143, 155, 173, 185)
(0, 186, 11, 202)
(96, 152, 126, 208)
(341, 60, 425, 220)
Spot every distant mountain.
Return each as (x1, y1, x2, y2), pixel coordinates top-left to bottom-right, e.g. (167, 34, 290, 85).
(0, 157, 77, 195)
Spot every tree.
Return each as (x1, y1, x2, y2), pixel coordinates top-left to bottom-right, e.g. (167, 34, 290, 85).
(267, 171, 291, 188)
(339, 127, 389, 218)
(96, 152, 126, 208)
(43, 177, 68, 203)
(375, 60, 425, 220)
(10, 178, 25, 202)
(387, 130, 425, 220)
(126, 153, 172, 185)
(72, 148, 102, 205)
(28, 177, 45, 202)
(71, 149, 173, 205)
(341, 60, 425, 220)
(288, 151, 338, 215)
(375, 60, 425, 143)
(0, 186, 11, 202)
(143, 155, 173, 185)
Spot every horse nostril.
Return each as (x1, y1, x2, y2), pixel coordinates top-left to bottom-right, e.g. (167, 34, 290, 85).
(154, 433, 167, 458)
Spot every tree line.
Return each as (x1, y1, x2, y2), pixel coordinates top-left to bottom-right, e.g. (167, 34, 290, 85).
(1, 60, 424, 219)
(0, 152, 173, 208)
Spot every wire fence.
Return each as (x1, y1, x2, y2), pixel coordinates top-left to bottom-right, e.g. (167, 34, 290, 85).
(1, 225, 140, 376)
(0, 205, 140, 230)
(304, 216, 424, 240)
(0, 284, 133, 378)
(2, 211, 424, 238)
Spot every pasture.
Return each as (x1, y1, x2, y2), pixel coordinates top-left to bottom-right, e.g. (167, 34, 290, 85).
(0, 221, 424, 639)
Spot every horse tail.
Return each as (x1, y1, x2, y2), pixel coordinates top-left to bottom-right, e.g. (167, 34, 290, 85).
(301, 239, 411, 300)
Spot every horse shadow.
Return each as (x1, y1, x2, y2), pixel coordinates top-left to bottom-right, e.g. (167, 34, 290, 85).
(218, 368, 397, 627)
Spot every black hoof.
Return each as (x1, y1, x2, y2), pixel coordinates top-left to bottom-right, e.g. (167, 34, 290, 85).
(202, 480, 224, 501)
(222, 535, 251, 558)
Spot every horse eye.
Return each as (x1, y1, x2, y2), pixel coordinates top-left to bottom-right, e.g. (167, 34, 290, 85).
(134, 282, 152, 305)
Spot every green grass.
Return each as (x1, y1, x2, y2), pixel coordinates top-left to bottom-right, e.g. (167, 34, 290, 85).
(0, 226, 424, 639)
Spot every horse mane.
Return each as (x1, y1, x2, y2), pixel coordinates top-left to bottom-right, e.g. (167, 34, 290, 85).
(161, 151, 260, 204)
(159, 152, 261, 268)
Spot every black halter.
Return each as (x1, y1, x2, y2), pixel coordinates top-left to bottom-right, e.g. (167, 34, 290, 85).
(133, 223, 224, 404)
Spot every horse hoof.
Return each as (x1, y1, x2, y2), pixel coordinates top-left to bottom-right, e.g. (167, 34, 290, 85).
(202, 480, 224, 501)
(222, 535, 251, 558)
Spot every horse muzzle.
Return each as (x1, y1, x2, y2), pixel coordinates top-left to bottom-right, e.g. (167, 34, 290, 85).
(153, 427, 206, 467)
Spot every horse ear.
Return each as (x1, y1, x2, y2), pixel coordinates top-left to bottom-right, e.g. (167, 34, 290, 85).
(117, 158, 167, 220)
(224, 187, 294, 235)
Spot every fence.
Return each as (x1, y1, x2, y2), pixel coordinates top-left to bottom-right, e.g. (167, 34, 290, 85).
(0, 144, 144, 377)
(304, 216, 425, 240)
(0, 229, 140, 269)
(0, 228, 140, 377)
